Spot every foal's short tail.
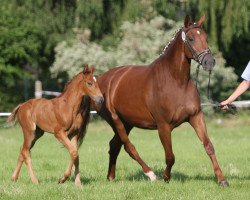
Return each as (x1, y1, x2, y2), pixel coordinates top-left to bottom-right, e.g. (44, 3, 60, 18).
(77, 96, 91, 148)
(6, 104, 22, 126)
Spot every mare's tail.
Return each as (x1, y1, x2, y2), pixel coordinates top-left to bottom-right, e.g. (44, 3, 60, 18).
(77, 96, 91, 148)
(6, 104, 22, 126)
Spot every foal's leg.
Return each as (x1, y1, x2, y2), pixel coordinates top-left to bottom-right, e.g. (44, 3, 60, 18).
(72, 135, 81, 186)
(189, 111, 229, 186)
(107, 124, 132, 181)
(157, 124, 175, 182)
(12, 127, 41, 184)
(55, 131, 78, 184)
(110, 112, 157, 181)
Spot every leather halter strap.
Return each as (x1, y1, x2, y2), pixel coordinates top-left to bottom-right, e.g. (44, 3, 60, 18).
(182, 26, 211, 65)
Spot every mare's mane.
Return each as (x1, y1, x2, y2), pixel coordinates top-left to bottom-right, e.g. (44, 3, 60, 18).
(160, 27, 182, 56)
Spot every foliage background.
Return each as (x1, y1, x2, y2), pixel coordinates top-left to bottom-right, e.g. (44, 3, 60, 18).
(0, 0, 249, 111)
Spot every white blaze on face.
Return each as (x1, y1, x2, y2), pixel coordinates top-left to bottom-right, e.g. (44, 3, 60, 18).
(93, 76, 97, 82)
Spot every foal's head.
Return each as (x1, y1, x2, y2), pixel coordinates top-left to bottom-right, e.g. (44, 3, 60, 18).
(182, 15, 215, 71)
(81, 66, 103, 104)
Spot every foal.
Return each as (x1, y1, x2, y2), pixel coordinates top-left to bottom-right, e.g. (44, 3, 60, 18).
(8, 66, 103, 185)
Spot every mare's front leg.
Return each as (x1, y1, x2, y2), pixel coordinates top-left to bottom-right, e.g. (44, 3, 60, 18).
(157, 124, 175, 182)
(189, 111, 229, 186)
(110, 112, 157, 181)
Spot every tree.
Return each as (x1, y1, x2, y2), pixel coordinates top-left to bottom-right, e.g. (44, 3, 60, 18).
(51, 16, 237, 104)
(188, 0, 250, 77)
(0, 0, 76, 110)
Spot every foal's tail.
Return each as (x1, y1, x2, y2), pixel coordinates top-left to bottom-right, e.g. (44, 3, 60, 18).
(77, 96, 91, 148)
(6, 104, 22, 126)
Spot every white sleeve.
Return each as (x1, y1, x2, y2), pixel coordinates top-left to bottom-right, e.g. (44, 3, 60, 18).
(241, 61, 250, 81)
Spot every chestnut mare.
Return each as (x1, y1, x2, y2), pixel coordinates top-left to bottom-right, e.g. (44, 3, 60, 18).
(8, 66, 103, 185)
(92, 15, 229, 186)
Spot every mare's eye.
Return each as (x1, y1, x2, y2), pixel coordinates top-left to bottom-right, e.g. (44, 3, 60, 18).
(87, 81, 93, 87)
(188, 37, 194, 42)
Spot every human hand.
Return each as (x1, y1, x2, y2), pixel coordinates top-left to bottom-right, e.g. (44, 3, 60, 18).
(220, 100, 230, 110)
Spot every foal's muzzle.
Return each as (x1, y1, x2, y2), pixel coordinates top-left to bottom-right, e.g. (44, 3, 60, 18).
(92, 96, 104, 105)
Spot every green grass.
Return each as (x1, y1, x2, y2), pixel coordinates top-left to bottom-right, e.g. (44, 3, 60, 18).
(0, 114, 250, 200)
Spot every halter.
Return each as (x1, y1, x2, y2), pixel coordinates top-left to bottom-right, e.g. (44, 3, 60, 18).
(182, 26, 236, 114)
(181, 26, 212, 65)
(180, 25, 212, 98)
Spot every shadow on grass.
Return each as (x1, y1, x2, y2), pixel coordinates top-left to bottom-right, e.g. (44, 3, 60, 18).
(126, 169, 250, 183)
(40, 169, 250, 185)
(41, 176, 93, 185)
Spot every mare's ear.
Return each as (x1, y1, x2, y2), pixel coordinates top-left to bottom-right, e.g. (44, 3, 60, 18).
(184, 15, 192, 28)
(196, 14, 206, 27)
(83, 65, 91, 74)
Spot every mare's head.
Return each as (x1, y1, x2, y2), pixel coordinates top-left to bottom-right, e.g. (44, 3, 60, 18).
(81, 66, 103, 104)
(182, 15, 215, 71)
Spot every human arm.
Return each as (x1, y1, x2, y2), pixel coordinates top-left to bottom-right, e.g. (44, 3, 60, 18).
(220, 80, 250, 109)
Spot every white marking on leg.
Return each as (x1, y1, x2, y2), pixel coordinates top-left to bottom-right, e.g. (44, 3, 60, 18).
(144, 171, 157, 181)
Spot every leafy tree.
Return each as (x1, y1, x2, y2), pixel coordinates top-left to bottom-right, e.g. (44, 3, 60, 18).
(0, 0, 76, 110)
(51, 16, 237, 103)
(188, 0, 250, 77)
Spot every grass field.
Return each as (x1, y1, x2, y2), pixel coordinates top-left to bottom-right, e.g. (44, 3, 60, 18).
(0, 113, 250, 200)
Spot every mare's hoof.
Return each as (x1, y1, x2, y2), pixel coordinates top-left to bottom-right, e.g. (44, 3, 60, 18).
(163, 174, 170, 183)
(163, 176, 170, 183)
(58, 177, 66, 184)
(107, 176, 115, 181)
(144, 171, 158, 181)
(219, 179, 229, 187)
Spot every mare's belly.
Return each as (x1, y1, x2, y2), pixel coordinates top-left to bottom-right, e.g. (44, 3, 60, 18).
(116, 105, 157, 129)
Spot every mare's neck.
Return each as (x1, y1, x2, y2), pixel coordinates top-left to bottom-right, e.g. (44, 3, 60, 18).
(153, 31, 191, 85)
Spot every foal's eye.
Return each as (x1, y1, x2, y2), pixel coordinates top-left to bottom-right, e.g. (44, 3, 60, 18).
(87, 81, 93, 87)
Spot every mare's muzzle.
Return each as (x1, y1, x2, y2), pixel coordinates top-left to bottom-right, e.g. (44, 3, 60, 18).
(199, 50, 215, 71)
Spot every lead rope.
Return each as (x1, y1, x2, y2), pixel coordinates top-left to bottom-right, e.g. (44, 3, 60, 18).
(196, 64, 212, 100)
(206, 70, 237, 114)
(207, 70, 212, 100)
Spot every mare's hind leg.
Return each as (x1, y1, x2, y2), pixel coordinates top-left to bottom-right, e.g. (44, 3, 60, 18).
(157, 124, 175, 182)
(107, 125, 132, 181)
(55, 130, 78, 184)
(109, 112, 157, 181)
(189, 111, 229, 187)
(12, 126, 43, 184)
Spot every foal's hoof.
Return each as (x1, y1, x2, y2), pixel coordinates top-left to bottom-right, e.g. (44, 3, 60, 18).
(11, 176, 18, 182)
(219, 179, 229, 187)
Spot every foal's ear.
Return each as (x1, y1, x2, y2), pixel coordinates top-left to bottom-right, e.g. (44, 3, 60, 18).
(89, 65, 95, 74)
(83, 65, 91, 75)
(184, 15, 192, 28)
(196, 14, 206, 27)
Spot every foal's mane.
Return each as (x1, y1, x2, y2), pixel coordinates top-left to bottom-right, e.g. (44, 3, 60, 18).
(160, 27, 182, 56)
(57, 72, 83, 98)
